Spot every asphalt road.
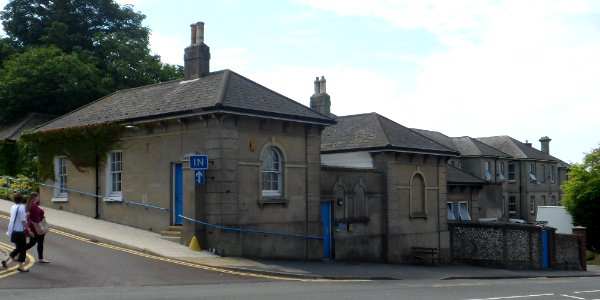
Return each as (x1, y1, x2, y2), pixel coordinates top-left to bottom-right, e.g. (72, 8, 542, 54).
(1, 217, 599, 300)
(0, 217, 266, 289)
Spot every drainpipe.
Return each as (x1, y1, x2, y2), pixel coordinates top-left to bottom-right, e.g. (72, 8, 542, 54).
(305, 125, 309, 260)
(95, 147, 100, 219)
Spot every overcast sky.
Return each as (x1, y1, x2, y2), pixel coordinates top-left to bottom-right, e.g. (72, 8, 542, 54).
(1, 0, 598, 164)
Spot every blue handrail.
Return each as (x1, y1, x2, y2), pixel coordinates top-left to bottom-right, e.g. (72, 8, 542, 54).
(0, 175, 169, 212)
(179, 215, 323, 240)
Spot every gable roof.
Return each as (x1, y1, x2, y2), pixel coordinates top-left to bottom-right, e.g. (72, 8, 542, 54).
(476, 135, 560, 161)
(451, 136, 511, 158)
(36, 69, 334, 132)
(446, 164, 487, 185)
(0, 113, 57, 141)
(321, 113, 458, 156)
(411, 128, 458, 152)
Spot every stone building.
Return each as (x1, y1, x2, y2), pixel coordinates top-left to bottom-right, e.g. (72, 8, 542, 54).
(32, 22, 570, 264)
(36, 22, 334, 260)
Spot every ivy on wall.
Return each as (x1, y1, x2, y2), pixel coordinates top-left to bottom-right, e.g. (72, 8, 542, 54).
(20, 123, 124, 180)
(0, 141, 18, 176)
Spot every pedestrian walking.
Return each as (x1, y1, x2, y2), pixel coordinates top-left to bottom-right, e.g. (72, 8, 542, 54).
(25, 192, 50, 264)
(2, 193, 33, 272)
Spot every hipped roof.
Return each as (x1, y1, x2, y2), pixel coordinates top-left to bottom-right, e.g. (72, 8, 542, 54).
(36, 69, 335, 132)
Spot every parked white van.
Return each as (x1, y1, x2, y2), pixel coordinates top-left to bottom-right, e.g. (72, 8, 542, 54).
(535, 206, 574, 234)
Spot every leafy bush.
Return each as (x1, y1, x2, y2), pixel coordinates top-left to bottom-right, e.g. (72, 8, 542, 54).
(0, 175, 39, 200)
(587, 250, 596, 261)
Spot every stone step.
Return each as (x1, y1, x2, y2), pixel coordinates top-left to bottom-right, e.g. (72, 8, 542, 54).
(160, 230, 182, 237)
(169, 225, 183, 231)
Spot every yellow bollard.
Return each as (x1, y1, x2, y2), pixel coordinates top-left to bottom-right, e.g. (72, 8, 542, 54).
(188, 235, 202, 251)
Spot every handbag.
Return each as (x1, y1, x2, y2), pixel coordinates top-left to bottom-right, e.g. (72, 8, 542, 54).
(33, 218, 49, 235)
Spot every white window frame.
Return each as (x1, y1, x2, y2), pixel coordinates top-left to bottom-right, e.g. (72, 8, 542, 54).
(508, 196, 517, 214)
(529, 163, 538, 182)
(52, 156, 69, 202)
(261, 147, 282, 197)
(104, 150, 123, 202)
(447, 201, 471, 221)
(508, 163, 516, 181)
(497, 162, 506, 181)
(529, 195, 536, 214)
(484, 161, 492, 181)
(550, 165, 556, 182)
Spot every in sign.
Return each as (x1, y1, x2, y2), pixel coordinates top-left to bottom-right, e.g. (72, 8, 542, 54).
(189, 155, 208, 169)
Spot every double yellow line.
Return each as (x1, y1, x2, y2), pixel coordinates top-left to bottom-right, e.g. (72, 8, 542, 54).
(0, 242, 35, 279)
(0, 213, 365, 282)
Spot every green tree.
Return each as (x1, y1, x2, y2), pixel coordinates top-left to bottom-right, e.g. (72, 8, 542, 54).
(562, 144, 600, 250)
(0, 46, 104, 124)
(0, 0, 183, 124)
(0, 37, 19, 65)
(1, 0, 148, 52)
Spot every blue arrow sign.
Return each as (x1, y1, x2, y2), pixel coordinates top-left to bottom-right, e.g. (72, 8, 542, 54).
(190, 155, 208, 169)
(194, 170, 206, 185)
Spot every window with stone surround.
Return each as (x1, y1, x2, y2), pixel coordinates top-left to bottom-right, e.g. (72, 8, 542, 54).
(261, 147, 283, 197)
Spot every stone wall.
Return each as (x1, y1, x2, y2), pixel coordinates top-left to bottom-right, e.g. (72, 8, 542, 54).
(554, 233, 582, 270)
(449, 222, 584, 270)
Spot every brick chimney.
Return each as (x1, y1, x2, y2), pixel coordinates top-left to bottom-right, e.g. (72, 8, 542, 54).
(184, 22, 210, 80)
(539, 136, 551, 154)
(309, 76, 331, 116)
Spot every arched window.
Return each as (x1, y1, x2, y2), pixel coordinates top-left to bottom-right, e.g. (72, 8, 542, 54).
(354, 178, 367, 218)
(261, 147, 282, 197)
(410, 173, 426, 217)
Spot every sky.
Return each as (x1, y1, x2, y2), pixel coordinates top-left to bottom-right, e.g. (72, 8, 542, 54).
(1, 0, 599, 164)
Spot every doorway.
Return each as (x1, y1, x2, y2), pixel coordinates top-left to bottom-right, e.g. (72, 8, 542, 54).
(172, 163, 183, 225)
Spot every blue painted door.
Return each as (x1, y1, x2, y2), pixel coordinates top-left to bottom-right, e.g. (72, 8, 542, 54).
(174, 163, 183, 225)
(321, 202, 332, 260)
(541, 229, 550, 269)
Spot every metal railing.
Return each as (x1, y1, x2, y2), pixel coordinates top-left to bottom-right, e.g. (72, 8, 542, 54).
(1, 175, 323, 240)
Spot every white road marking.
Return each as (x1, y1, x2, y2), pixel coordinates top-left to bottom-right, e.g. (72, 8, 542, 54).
(466, 293, 554, 300)
(574, 291, 600, 294)
(560, 295, 586, 300)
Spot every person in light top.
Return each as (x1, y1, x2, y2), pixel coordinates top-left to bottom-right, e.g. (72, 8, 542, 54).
(2, 193, 33, 272)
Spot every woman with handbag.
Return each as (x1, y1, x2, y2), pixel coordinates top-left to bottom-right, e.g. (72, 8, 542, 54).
(2, 193, 33, 272)
(25, 192, 50, 264)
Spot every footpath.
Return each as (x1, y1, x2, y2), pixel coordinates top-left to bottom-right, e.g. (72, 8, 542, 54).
(1, 199, 598, 281)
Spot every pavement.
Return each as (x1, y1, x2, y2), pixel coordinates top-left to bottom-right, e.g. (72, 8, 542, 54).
(1, 198, 599, 281)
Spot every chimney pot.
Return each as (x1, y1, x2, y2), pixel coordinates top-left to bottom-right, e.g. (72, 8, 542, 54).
(539, 136, 551, 154)
(190, 24, 197, 44)
(184, 21, 210, 80)
(196, 22, 205, 45)
(310, 75, 331, 116)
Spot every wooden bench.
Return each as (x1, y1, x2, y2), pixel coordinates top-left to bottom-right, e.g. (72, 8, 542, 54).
(410, 247, 441, 265)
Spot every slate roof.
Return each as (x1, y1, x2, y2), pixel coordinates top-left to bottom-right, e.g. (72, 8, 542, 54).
(451, 136, 511, 158)
(0, 113, 57, 141)
(446, 164, 487, 185)
(321, 113, 458, 156)
(36, 69, 335, 131)
(476, 136, 561, 162)
(411, 128, 458, 152)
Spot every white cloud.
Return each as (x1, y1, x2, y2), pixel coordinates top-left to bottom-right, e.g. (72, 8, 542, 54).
(291, 0, 600, 163)
(250, 66, 403, 117)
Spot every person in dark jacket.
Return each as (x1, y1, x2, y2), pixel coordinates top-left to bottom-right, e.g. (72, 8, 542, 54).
(25, 192, 50, 264)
